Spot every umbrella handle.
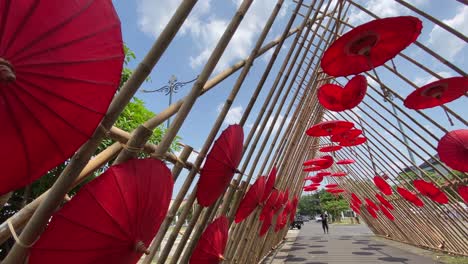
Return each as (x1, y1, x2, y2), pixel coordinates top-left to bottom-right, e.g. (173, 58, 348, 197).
(0, 58, 15, 83)
(135, 241, 150, 255)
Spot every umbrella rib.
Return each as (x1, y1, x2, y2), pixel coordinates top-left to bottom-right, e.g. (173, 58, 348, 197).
(0, 0, 12, 46)
(111, 169, 135, 238)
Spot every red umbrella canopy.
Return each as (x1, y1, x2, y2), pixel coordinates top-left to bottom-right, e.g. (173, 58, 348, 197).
(260, 189, 279, 221)
(413, 179, 448, 204)
(365, 198, 379, 211)
(259, 210, 274, 237)
(305, 183, 321, 188)
(350, 204, 361, 215)
(198, 124, 244, 207)
(303, 165, 324, 172)
(0, 0, 124, 195)
(310, 175, 324, 183)
(319, 145, 343, 152)
(303, 157, 328, 166)
(379, 204, 395, 221)
(282, 189, 289, 205)
(316, 171, 332, 177)
(306, 120, 354, 137)
(276, 201, 292, 232)
(397, 187, 424, 207)
(235, 176, 266, 223)
(404, 77, 468, 110)
(437, 129, 468, 173)
(331, 171, 347, 177)
(327, 189, 345, 194)
(29, 159, 173, 264)
(351, 193, 362, 205)
(303, 186, 318, 192)
(321, 16, 422, 77)
(190, 216, 229, 264)
(337, 159, 355, 165)
(290, 196, 299, 222)
(375, 193, 394, 210)
(373, 176, 393, 195)
(457, 185, 467, 203)
(273, 191, 285, 213)
(325, 183, 339, 189)
(366, 205, 378, 219)
(340, 137, 367, 147)
(261, 167, 277, 203)
(317, 75, 367, 112)
(331, 129, 363, 142)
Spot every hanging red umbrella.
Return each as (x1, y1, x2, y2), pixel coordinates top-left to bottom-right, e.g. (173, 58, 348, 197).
(319, 145, 343, 152)
(373, 176, 393, 195)
(366, 205, 378, 219)
(190, 216, 229, 264)
(437, 129, 468, 173)
(331, 129, 363, 143)
(457, 185, 467, 203)
(303, 165, 324, 172)
(29, 159, 173, 264)
(331, 171, 347, 177)
(303, 157, 328, 166)
(0, 0, 125, 195)
(325, 183, 339, 189)
(259, 210, 274, 237)
(365, 198, 379, 211)
(305, 183, 321, 188)
(379, 204, 395, 221)
(397, 187, 424, 207)
(282, 189, 289, 205)
(274, 191, 285, 213)
(260, 189, 279, 221)
(318, 75, 367, 112)
(350, 204, 361, 215)
(375, 193, 394, 210)
(197, 124, 244, 207)
(337, 159, 355, 165)
(340, 137, 367, 147)
(304, 186, 318, 192)
(275, 201, 292, 232)
(316, 171, 332, 177)
(289, 196, 299, 222)
(413, 179, 448, 204)
(351, 193, 362, 205)
(261, 167, 277, 203)
(235, 176, 266, 223)
(404, 77, 468, 109)
(321, 16, 422, 77)
(306, 120, 354, 137)
(327, 189, 345, 194)
(310, 175, 324, 183)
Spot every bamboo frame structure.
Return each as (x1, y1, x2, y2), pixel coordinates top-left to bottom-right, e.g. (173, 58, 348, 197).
(1, 0, 467, 263)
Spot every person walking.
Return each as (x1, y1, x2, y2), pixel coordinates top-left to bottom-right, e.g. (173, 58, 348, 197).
(320, 212, 329, 234)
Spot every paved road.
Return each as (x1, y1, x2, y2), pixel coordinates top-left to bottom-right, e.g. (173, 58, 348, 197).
(272, 222, 441, 264)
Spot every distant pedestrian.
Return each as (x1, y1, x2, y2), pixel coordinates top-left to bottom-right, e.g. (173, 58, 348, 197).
(320, 212, 329, 234)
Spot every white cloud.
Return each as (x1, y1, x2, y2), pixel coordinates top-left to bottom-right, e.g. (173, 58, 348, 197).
(348, 0, 407, 25)
(246, 114, 291, 134)
(428, 6, 468, 61)
(412, 71, 453, 86)
(217, 104, 243, 124)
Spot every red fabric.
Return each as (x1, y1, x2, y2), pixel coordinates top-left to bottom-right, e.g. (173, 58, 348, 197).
(350, 204, 361, 215)
(198, 124, 244, 207)
(304, 183, 320, 187)
(437, 129, 468, 173)
(303, 186, 318, 192)
(373, 176, 393, 195)
(319, 145, 342, 152)
(336, 159, 355, 165)
(379, 204, 395, 221)
(325, 184, 339, 189)
(318, 75, 367, 111)
(303, 165, 324, 172)
(413, 180, 448, 204)
(316, 171, 332, 177)
(260, 189, 279, 221)
(351, 193, 362, 205)
(282, 189, 289, 205)
(235, 176, 266, 223)
(289, 197, 299, 223)
(340, 137, 367, 147)
(310, 175, 324, 183)
(366, 205, 378, 219)
(375, 193, 394, 210)
(321, 16, 422, 77)
(331, 129, 363, 143)
(306, 120, 354, 137)
(261, 167, 277, 203)
(0, 0, 124, 195)
(404, 77, 468, 109)
(273, 191, 285, 213)
(331, 171, 347, 177)
(190, 216, 229, 264)
(30, 159, 173, 264)
(259, 210, 274, 237)
(457, 185, 468, 203)
(276, 201, 292, 232)
(397, 187, 424, 207)
(365, 198, 379, 211)
(326, 189, 344, 194)
(303, 158, 327, 166)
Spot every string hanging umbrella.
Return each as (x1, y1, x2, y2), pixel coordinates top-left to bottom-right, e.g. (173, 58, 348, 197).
(197, 124, 244, 207)
(325, 183, 339, 189)
(310, 175, 324, 183)
(373, 176, 393, 195)
(0, 0, 124, 195)
(319, 145, 342, 152)
(29, 159, 173, 264)
(234, 176, 266, 223)
(375, 193, 394, 210)
(326, 189, 345, 194)
(316, 171, 332, 177)
(351, 193, 362, 205)
(303, 157, 328, 166)
(304, 183, 321, 188)
(437, 129, 468, 173)
(397, 187, 424, 207)
(261, 167, 277, 203)
(350, 203, 361, 215)
(413, 179, 448, 204)
(339, 137, 367, 147)
(318, 75, 367, 112)
(336, 159, 355, 165)
(304, 186, 318, 192)
(190, 216, 229, 264)
(331, 129, 363, 143)
(366, 205, 378, 219)
(331, 171, 347, 177)
(306, 120, 354, 137)
(379, 204, 395, 221)
(303, 165, 324, 172)
(365, 198, 379, 211)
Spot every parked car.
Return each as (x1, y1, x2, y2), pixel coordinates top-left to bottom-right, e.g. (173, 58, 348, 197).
(290, 215, 304, 229)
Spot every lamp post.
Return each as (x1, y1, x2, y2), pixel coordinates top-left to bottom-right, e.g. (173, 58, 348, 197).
(142, 75, 198, 128)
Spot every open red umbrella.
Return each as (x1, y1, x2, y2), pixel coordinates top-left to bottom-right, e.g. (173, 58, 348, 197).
(365, 198, 379, 211)
(282, 189, 289, 205)
(350, 204, 361, 215)
(303, 157, 327, 166)
(260, 189, 279, 221)
(366, 205, 378, 219)
(327, 189, 345, 194)
(325, 183, 339, 189)
(397, 187, 424, 207)
(319, 145, 343, 152)
(316, 171, 332, 177)
(337, 159, 355, 165)
(413, 179, 448, 204)
(261, 167, 277, 203)
(437, 129, 468, 173)
(331, 171, 347, 177)
(235, 176, 266, 223)
(351, 193, 362, 205)
(373, 175, 392, 195)
(340, 137, 367, 147)
(318, 75, 367, 112)
(259, 210, 274, 237)
(404, 77, 468, 109)
(275, 201, 292, 232)
(321, 16, 422, 77)
(190, 216, 229, 264)
(379, 204, 395, 221)
(310, 175, 324, 183)
(331, 129, 363, 143)
(375, 193, 394, 210)
(289, 196, 299, 222)
(0, 0, 124, 195)
(304, 186, 318, 192)
(306, 120, 354, 137)
(303, 165, 324, 172)
(457, 185, 467, 203)
(197, 124, 244, 207)
(305, 183, 321, 187)
(29, 159, 173, 264)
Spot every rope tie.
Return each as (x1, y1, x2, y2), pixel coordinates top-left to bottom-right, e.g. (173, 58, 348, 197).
(122, 144, 144, 153)
(7, 219, 38, 248)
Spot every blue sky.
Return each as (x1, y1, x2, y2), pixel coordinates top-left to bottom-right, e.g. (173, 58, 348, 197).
(112, 1, 467, 196)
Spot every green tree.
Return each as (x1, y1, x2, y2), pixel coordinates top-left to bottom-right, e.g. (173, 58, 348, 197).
(298, 194, 321, 216)
(322, 199, 349, 222)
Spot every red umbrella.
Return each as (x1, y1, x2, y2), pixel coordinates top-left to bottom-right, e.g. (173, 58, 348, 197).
(319, 145, 343, 152)
(303, 165, 324, 172)
(260, 189, 279, 221)
(336, 159, 355, 165)
(198, 124, 244, 207)
(29, 159, 173, 264)
(304, 186, 318, 192)
(331, 129, 363, 143)
(325, 183, 339, 189)
(276, 201, 292, 232)
(190, 216, 229, 264)
(306, 120, 354, 137)
(404, 77, 468, 109)
(318, 75, 367, 112)
(397, 187, 424, 207)
(331, 171, 347, 177)
(274, 191, 285, 213)
(303, 157, 328, 166)
(379, 204, 395, 221)
(373, 176, 393, 195)
(457, 185, 467, 203)
(310, 175, 324, 183)
(366, 205, 378, 219)
(350, 204, 361, 215)
(413, 179, 448, 204)
(327, 189, 345, 194)
(282, 189, 289, 205)
(0, 0, 124, 195)
(305, 183, 321, 187)
(375, 193, 394, 210)
(365, 198, 379, 211)
(437, 129, 468, 173)
(321, 16, 422, 77)
(259, 210, 274, 237)
(340, 137, 367, 147)
(235, 176, 266, 223)
(261, 167, 277, 203)
(289, 196, 299, 222)
(351, 193, 362, 205)
(316, 171, 332, 177)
